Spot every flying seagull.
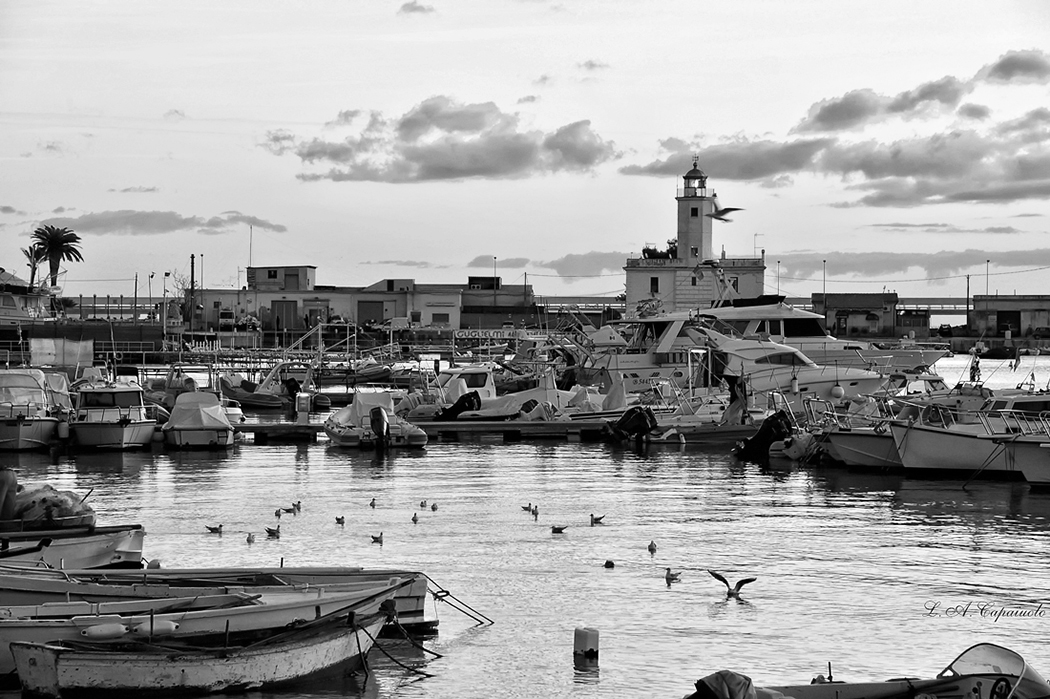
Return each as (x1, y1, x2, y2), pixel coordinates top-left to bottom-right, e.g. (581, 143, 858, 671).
(706, 207, 744, 223)
(708, 569, 756, 598)
(665, 568, 681, 585)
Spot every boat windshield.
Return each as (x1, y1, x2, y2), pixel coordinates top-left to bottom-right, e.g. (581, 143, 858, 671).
(80, 391, 143, 408)
(0, 376, 47, 404)
(939, 644, 1050, 699)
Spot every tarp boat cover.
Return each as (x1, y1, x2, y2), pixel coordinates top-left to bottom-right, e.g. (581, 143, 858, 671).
(162, 392, 234, 431)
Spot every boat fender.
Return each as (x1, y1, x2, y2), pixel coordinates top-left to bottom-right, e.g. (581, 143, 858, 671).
(131, 620, 180, 636)
(81, 623, 129, 639)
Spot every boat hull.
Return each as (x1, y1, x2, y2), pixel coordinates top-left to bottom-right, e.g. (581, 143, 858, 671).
(0, 525, 145, 570)
(70, 421, 155, 450)
(890, 423, 1020, 479)
(12, 614, 386, 698)
(825, 428, 901, 469)
(0, 416, 59, 451)
(163, 427, 235, 449)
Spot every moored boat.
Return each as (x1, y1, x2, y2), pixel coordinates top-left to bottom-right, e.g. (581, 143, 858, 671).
(161, 392, 235, 449)
(0, 369, 61, 451)
(0, 524, 144, 570)
(69, 379, 156, 450)
(325, 393, 427, 448)
(681, 643, 1048, 699)
(11, 593, 395, 697)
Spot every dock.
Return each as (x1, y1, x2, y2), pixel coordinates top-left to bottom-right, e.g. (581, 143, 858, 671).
(236, 419, 611, 444)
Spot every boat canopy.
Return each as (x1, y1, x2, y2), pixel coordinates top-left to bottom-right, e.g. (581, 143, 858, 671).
(329, 392, 397, 428)
(163, 392, 233, 431)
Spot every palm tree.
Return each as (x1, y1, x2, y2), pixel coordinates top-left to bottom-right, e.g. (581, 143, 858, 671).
(31, 225, 84, 288)
(20, 244, 46, 290)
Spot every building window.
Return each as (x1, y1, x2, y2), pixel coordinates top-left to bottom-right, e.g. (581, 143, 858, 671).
(690, 207, 698, 217)
(691, 277, 697, 287)
(432, 313, 450, 323)
(650, 277, 659, 294)
(267, 270, 277, 279)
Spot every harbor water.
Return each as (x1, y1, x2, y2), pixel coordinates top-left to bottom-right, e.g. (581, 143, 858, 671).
(2, 354, 1049, 698)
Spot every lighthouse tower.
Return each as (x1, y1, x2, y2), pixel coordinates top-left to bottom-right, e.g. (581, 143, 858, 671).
(622, 159, 765, 316)
(676, 158, 716, 263)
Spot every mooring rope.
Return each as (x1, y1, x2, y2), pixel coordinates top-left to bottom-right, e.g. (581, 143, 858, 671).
(421, 573, 494, 626)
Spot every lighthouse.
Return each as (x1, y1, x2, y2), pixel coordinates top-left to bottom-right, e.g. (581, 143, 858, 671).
(622, 159, 765, 316)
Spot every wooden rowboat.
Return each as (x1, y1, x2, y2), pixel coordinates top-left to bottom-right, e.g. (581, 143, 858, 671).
(12, 603, 392, 697)
(0, 524, 144, 569)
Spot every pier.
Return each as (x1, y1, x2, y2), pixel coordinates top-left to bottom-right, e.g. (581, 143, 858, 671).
(236, 420, 611, 445)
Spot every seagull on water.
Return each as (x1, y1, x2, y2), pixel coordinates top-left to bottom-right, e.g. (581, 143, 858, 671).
(647, 540, 657, 554)
(419, 500, 427, 508)
(246, 532, 255, 544)
(604, 560, 615, 569)
(265, 525, 280, 539)
(590, 514, 605, 526)
(551, 525, 567, 534)
(411, 512, 418, 524)
(665, 567, 682, 585)
(369, 498, 376, 508)
(531, 505, 539, 517)
(431, 502, 438, 511)
(708, 570, 756, 598)
(292, 500, 302, 513)
(371, 532, 384, 545)
(205, 524, 222, 534)
(281, 506, 296, 515)
(521, 502, 532, 511)
(335, 516, 345, 525)
(274, 508, 282, 519)
(706, 207, 744, 223)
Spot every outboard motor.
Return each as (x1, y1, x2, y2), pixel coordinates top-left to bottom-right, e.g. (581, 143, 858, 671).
(731, 410, 793, 463)
(369, 405, 390, 451)
(605, 406, 658, 443)
(435, 390, 482, 421)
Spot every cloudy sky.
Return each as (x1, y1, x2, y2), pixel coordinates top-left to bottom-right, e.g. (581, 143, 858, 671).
(2, 1, 1049, 304)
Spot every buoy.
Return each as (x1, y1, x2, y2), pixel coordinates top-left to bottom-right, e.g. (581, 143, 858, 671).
(131, 620, 180, 636)
(573, 627, 599, 667)
(81, 623, 129, 639)
(790, 376, 799, 394)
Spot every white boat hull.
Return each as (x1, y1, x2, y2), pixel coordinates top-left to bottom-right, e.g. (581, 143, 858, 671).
(0, 581, 403, 676)
(163, 427, 235, 449)
(826, 428, 901, 468)
(994, 436, 1050, 486)
(890, 422, 1019, 478)
(12, 614, 386, 697)
(0, 416, 59, 451)
(0, 526, 145, 570)
(71, 421, 155, 450)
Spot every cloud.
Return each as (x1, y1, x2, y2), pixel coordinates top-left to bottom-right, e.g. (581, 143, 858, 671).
(39, 210, 285, 236)
(109, 186, 158, 193)
(777, 249, 1050, 280)
(533, 74, 552, 85)
(865, 223, 1023, 234)
(363, 260, 435, 268)
(978, 49, 1050, 84)
(958, 103, 991, 120)
(537, 251, 629, 278)
(517, 95, 538, 104)
(268, 96, 619, 182)
(794, 89, 886, 133)
(996, 107, 1050, 136)
(467, 256, 530, 268)
(325, 110, 361, 127)
(886, 76, 967, 114)
(579, 60, 609, 71)
(621, 137, 832, 180)
(164, 109, 187, 120)
(0, 206, 25, 215)
(398, 1, 435, 13)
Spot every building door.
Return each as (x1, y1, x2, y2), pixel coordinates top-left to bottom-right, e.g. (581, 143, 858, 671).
(271, 300, 299, 331)
(358, 300, 384, 325)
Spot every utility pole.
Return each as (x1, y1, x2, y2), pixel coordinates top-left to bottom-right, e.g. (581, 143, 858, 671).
(190, 254, 196, 334)
(966, 274, 971, 334)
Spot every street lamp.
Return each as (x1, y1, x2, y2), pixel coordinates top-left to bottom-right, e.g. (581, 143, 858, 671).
(822, 260, 827, 317)
(492, 256, 497, 317)
(148, 272, 155, 323)
(986, 259, 990, 296)
(162, 271, 171, 349)
(776, 261, 781, 295)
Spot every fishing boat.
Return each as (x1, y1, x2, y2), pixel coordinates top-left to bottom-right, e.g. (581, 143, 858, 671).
(10, 591, 397, 697)
(682, 643, 1048, 699)
(69, 379, 156, 450)
(0, 578, 409, 677)
(161, 392, 236, 449)
(0, 524, 144, 570)
(324, 393, 427, 448)
(0, 369, 60, 451)
(0, 566, 435, 632)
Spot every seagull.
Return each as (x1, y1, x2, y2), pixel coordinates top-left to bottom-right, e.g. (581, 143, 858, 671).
(590, 514, 605, 526)
(604, 560, 615, 569)
(265, 525, 280, 539)
(369, 498, 376, 508)
(647, 540, 657, 554)
(521, 502, 532, 511)
(420, 500, 427, 508)
(706, 207, 744, 223)
(292, 500, 302, 513)
(246, 533, 255, 544)
(551, 525, 567, 534)
(531, 505, 539, 517)
(708, 570, 756, 598)
(335, 516, 345, 525)
(371, 532, 383, 545)
(205, 524, 222, 534)
(411, 512, 418, 524)
(431, 502, 438, 511)
(281, 506, 296, 515)
(274, 508, 282, 519)
(665, 567, 682, 585)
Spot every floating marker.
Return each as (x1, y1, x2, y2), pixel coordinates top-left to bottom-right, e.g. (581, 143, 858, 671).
(573, 627, 599, 668)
